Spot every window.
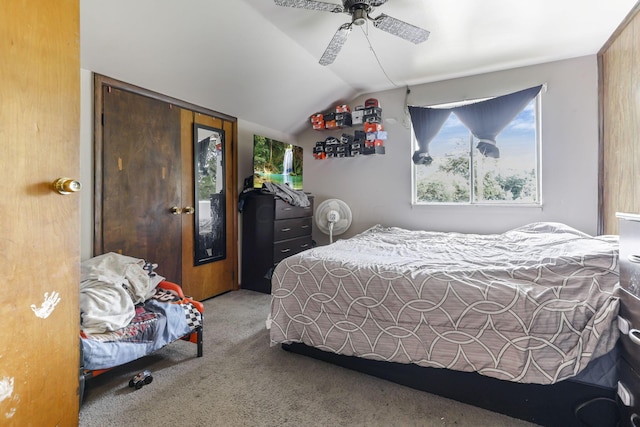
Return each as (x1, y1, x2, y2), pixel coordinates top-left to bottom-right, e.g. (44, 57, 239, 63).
(410, 87, 542, 205)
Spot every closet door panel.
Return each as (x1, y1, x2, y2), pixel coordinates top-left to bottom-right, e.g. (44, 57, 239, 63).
(180, 112, 237, 300)
(101, 88, 182, 282)
(221, 118, 239, 294)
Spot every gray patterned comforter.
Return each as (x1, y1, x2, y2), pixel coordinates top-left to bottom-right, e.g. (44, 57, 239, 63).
(270, 223, 620, 384)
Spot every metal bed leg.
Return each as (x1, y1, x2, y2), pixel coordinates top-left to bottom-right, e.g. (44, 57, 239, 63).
(196, 326, 203, 357)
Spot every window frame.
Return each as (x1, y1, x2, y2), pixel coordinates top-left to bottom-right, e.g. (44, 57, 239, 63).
(410, 93, 543, 207)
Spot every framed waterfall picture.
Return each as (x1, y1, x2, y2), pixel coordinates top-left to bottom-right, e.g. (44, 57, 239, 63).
(252, 135, 303, 190)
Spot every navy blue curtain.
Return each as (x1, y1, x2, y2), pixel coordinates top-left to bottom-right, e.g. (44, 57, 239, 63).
(453, 85, 542, 158)
(408, 85, 542, 162)
(408, 106, 451, 165)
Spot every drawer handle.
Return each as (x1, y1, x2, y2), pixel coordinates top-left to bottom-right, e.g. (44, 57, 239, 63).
(280, 228, 292, 232)
(629, 329, 640, 345)
(283, 207, 292, 211)
(629, 255, 640, 263)
(280, 248, 291, 254)
(301, 225, 310, 229)
(300, 244, 309, 249)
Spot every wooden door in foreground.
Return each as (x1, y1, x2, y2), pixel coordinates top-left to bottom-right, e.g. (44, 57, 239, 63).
(0, 0, 81, 424)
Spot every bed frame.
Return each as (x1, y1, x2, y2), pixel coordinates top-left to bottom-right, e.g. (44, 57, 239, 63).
(79, 281, 203, 404)
(282, 342, 618, 427)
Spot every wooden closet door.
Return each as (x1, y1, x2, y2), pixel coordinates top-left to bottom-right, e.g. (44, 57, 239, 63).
(599, 7, 640, 234)
(95, 76, 239, 300)
(1, 0, 80, 424)
(180, 111, 237, 300)
(100, 88, 183, 282)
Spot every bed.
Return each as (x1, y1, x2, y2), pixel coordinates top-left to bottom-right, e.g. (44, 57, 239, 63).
(269, 223, 621, 426)
(79, 253, 203, 385)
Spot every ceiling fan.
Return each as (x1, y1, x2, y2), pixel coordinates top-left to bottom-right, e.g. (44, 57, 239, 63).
(273, 0, 430, 65)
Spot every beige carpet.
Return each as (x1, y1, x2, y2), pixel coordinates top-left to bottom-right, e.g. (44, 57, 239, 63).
(79, 289, 536, 426)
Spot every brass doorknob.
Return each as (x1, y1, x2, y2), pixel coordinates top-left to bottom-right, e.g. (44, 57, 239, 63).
(170, 206, 182, 215)
(53, 178, 81, 195)
(183, 206, 195, 215)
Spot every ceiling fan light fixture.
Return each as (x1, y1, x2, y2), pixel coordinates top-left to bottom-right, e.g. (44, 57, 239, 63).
(352, 8, 368, 26)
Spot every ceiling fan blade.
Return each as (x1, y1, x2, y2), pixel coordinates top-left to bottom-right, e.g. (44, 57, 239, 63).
(273, 0, 344, 13)
(369, 0, 388, 6)
(319, 23, 351, 66)
(372, 13, 430, 44)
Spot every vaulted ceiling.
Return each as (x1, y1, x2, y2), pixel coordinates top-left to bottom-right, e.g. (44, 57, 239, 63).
(81, 0, 637, 135)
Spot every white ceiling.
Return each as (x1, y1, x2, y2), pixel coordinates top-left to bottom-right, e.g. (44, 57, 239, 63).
(80, 0, 637, 135)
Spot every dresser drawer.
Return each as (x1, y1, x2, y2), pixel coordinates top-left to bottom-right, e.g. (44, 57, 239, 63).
(618, 358, 640, 427)
(273, 235, 313, 263)
(274, 198, 313, 220)
(619, 214, 640, 298)
(274, 217, 312, 241)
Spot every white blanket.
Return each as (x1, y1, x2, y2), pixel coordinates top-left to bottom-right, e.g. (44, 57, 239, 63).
(80, 252, 164, 334)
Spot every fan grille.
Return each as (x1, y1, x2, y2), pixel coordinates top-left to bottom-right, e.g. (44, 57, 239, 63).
(315, 198, 352, 243)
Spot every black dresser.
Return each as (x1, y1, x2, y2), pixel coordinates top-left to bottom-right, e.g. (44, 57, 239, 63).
(241, 192, 314, 293)
(617, 213, 640, 426)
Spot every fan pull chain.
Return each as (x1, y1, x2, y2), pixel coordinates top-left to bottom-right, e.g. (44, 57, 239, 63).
(360, 23, 402, 88)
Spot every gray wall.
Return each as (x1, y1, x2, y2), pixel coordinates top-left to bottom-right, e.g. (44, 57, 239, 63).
(81, 55, 600, 263)
(297, 55, 600, 245)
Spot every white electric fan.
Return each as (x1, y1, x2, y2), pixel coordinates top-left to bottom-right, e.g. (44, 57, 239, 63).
(315, 198, 352, 244)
